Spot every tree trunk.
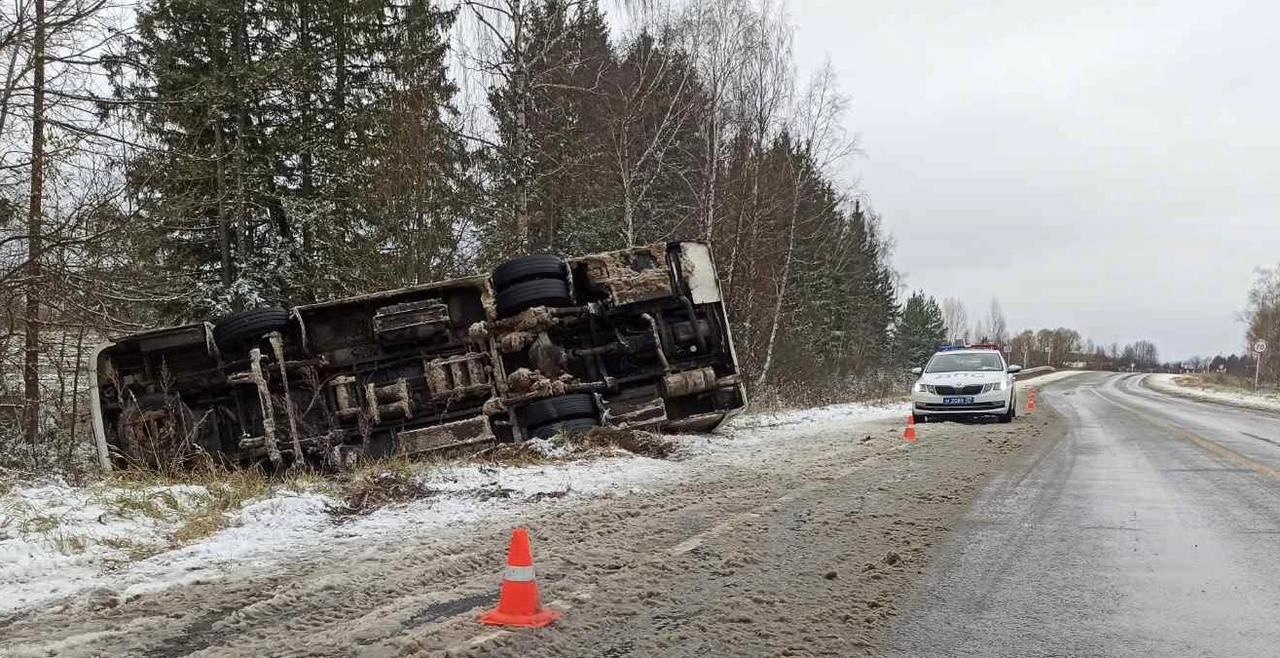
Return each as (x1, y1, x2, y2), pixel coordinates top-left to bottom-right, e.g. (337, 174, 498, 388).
(703, 106, 717, 244)
(233, 0, 248, 261)
(754, 167, 800, 389)
(512, 0, 530, 252)
(22, 0, 47, 451)
(214, 119, 232, 287)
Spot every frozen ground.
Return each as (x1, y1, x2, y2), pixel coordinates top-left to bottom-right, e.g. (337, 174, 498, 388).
(1, 385, 1069, 657)
(1145, 373, 1280, 414)
(0, 398, 910, 614)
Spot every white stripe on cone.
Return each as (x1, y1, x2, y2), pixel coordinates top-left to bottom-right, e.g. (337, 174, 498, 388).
(505, 565, 537, 582)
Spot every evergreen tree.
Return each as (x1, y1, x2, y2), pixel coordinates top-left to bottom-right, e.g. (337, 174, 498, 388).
(112, 0, 469, 317)
(895, 291, 946, 368)
(482, 0, 616, 261)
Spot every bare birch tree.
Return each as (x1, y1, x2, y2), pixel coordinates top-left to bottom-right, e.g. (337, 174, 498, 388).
(941, 297, 968, 344)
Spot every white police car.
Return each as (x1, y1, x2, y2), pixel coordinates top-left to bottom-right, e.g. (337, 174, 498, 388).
(911, 345, 1021, 423)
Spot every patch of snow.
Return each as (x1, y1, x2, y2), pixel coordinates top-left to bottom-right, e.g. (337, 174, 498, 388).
(0, 396, 915, 613)
(1145, 373, 1280, 414)
(730, 399, 909, 433)
(1015, 369, 1087, 389)
(525, 436, 571, 459)
(0, 480, 210, 612)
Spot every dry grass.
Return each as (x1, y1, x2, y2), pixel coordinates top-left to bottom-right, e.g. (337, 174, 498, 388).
(1175, 372, 1278, 396)
(476, 442, 556, 466)
(172, 471, 273, 544)
(331, 458, 434, 520)
(98, 468, 274, 547)
(577, 427, 677, 459)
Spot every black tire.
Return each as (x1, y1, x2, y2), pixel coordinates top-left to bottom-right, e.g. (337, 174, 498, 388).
(495, 279, 573, 318)
(213, 308, 290, 350)
(492, 255, 566, 291)
(530, 417, 599, 440)
(519, 393, 597, 429)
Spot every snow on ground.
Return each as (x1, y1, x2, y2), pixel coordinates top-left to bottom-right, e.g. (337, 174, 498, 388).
(0, 398, 906, 614)
(0, 481, 217, 612)
(1015, 369, 1087, 389)
(1145, 373, 1280, 414)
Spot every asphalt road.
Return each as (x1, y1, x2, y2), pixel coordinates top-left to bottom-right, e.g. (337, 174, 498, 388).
(885, 372, 1280, 657)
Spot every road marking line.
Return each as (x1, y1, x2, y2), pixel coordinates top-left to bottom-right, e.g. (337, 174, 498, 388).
(1089, 388, 1280, 482)
(670, 512, 761, 555)
(669, 442, 912, 556)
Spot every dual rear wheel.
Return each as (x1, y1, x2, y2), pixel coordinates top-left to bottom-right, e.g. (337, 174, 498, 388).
(491, 254, 573, 319)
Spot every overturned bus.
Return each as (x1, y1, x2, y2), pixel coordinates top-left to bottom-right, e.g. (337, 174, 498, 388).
(88, 242, 746, 470)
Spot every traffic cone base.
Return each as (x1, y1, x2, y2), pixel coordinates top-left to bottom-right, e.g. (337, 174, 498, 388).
(480, 608, 561, 628)
(479, 528, 561, 629)
(903, 414, 918, 442)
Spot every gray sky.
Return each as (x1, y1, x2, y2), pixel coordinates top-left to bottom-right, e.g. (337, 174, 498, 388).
(787, 0, 1279, 359)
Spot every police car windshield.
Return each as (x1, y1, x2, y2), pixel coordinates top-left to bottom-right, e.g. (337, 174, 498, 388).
(926, 353, 1005, 373)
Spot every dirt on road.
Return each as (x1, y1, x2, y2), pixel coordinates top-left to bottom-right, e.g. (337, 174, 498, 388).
(0, 407, 1065, 658)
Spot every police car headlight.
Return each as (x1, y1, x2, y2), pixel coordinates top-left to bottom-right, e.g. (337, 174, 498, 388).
(913, 382, 926, 393)
(994, 380, 1008, 391)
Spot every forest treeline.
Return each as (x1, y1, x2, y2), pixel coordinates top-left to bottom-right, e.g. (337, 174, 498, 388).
(893, 293, 1166, 373)
(1, 0, 900, 464)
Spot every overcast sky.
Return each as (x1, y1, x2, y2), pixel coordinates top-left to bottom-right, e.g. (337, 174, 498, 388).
(783, 0, 1278, 359)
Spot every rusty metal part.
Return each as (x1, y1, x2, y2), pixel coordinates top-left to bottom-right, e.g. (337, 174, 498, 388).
(269, 332, 305, 465)
(641, 313, 673, 372)
(580, 244, 672, 306)
(483, 305, 576, 335)
(483, 368, 603, 416)
(425, 353, 491, 400)
(528, 332, 566, 377)
(466, 321, 489, 344)
(602, 396, 668, 428)
(661, 367, 719, 398)
(373, 300, 450, 343)
(393, 416, 494, 456)
(365, 378, 412, 423)
(331, 375, 361, 421)
(248, 349, 282, 467)
(497, 331, 538, 354)
(663, 411, 729, 433)
(504, 367, 573, 397)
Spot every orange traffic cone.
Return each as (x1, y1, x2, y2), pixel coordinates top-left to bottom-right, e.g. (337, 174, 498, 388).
(479, 528, 561, 628)
(1026, 389, 1037, 413)
(903, 414, 918, 442)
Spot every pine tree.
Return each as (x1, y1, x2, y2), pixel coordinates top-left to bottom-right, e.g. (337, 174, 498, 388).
(894, 291, 946, 368)
(112, 0, 470, 317)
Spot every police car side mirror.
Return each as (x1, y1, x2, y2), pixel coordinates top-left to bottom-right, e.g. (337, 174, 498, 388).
(911, 367, 923, 375)
(1007, 364, 1023, 373)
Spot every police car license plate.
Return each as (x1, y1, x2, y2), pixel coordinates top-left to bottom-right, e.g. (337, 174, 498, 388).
(943, 397, 975, 405)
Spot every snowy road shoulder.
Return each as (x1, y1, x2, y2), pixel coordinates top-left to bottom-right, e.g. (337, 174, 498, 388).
(0, 398, 907, 614)
(1144, 373, 1280, 414)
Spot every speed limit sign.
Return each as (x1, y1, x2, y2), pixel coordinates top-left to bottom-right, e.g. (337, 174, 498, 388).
(1255, 340, 1269, 354)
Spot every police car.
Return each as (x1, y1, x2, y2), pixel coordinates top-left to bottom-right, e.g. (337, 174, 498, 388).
(910, 344, 1021, 423)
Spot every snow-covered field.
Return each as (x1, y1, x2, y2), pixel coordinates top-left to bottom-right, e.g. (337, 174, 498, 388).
(0, 399, 909, 614)
(1145, 373, 1280, 414)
